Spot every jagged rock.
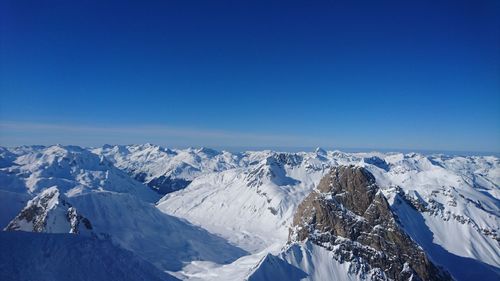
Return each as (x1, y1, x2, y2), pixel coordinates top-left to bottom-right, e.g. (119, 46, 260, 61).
(5, 186, 93, 235)
(290, 165, 452, 281)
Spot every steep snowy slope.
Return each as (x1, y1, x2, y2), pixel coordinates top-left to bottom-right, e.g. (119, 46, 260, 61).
(0, 231, 179, 281)
(390, 191, 500, 280)
(248, 242, 371, 281)
(0, 145, 247, 272)
(68, 191, 247, 271)
(0, 189, 30, 228)
(369, 154, 500, 272)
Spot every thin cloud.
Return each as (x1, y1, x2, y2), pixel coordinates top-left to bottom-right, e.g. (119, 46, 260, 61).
(0, 121, 326, 147)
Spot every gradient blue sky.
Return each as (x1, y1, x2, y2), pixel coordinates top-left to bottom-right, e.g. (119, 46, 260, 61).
(1, 0, 499, 152)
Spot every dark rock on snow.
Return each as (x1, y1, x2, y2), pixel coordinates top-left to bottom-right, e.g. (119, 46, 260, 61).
(290, 165, 452, 281)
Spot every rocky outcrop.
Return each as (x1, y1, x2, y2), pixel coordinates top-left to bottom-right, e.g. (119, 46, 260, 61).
(5, 186, 92, 234)
(290, 165, 452, 281)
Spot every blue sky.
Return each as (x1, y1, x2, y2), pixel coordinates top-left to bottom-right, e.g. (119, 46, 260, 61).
(1, 0, 499, 152)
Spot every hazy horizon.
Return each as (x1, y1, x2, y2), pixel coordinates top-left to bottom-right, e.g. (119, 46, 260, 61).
(1, 120, 499, 155)
(1, 138, 498, 157)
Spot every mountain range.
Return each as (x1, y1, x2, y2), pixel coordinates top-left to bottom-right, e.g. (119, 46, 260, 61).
(0, 144, 498, 280)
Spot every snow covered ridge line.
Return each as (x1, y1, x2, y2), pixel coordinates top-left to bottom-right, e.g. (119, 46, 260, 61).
(93, 144, 245, 194)
(93, 144, 500, 193)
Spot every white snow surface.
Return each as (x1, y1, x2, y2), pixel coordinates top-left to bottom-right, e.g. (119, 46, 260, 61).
(1, 144, 499, 280)
(248, 241, 373, 281)
(0, 231, 179, 281)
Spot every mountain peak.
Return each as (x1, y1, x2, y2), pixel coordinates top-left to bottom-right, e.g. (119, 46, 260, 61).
(314, 147, 327, 156)
(5, 186, 93, 235)
(196, 147, 220, 156)
(289, 165, 452, 281)
(316, 165, 378, 215)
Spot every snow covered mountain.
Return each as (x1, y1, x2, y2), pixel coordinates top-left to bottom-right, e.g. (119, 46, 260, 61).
(157, 151, 329, 252)
(157, 149, 499, 280)
(249, 166, 452, 281)
(0, 145, 246, 274)
(1, 144, 498, 280)
(5, 186, 93, 235)
(93, 144, 244, 194)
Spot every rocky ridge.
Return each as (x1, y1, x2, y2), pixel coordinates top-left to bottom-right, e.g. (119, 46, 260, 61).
(289, 165, 452, 280)
(5, 186, 93, 235)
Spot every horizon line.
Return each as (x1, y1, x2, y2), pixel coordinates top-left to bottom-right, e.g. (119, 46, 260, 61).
(1, 142, 498, 157)
(1, 121, 498, 156)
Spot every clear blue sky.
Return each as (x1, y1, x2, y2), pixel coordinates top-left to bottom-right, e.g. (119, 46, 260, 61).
(1, 0, 499, 152)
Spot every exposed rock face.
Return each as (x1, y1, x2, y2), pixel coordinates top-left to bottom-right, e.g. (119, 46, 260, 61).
(290, 165, 452, 281)
(5, 186, 92, 234)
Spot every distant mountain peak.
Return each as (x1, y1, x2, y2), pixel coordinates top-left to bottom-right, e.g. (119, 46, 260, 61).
(314, 147, 327, 155)
(196, 147, 220, 156)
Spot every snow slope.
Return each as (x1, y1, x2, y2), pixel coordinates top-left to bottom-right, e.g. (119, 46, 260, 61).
(68, 190, 247, 271)
(248, 241, 364, 281)
(157, 151, 330, 252)
(0, 231, 179, 281)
